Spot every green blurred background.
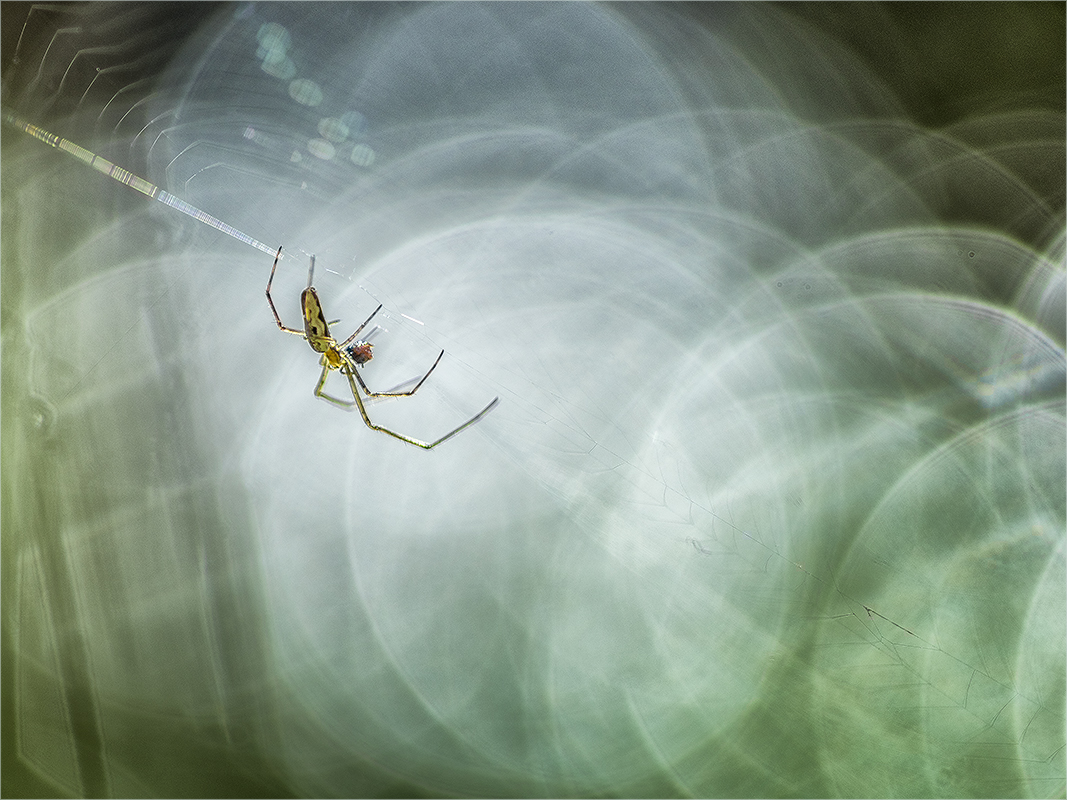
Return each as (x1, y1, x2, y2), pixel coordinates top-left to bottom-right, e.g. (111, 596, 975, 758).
(2, 3, 1063, 797)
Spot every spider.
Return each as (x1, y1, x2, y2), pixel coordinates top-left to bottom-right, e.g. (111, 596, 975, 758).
(266, 246, 499, 448)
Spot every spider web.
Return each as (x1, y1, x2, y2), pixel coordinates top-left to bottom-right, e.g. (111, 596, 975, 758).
(2, 4, 1064, 798)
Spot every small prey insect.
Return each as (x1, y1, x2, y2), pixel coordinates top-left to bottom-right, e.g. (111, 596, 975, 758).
(266, 246, 499, 448)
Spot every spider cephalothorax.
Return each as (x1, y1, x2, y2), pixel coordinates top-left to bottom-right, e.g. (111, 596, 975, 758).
(319, 346, 345, 370)
(265, 246, 498, 448)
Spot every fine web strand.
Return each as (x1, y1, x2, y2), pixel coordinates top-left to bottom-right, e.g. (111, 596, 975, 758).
(3, 110, 280, 259)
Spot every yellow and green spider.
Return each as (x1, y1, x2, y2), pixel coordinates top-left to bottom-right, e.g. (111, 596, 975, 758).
(266, 246, 498, 449)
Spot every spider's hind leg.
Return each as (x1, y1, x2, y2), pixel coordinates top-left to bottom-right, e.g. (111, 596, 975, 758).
(350, 349, 445, 398)
(266, 245, 306, 335)
(314, 363, 357, 409)
(341, 362, 500, 450)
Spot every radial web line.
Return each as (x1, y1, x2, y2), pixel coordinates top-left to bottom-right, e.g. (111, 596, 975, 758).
(3, 110, 279, 258)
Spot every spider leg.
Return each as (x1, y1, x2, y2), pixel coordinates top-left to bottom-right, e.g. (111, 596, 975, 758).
(313, 363, 359, 408)
(337, 304, 383, 349)
(423, 395, 500, 448)
(338, 366, 500, 449)
(350, 349, 445, 398)
(266, 245, 306, 336)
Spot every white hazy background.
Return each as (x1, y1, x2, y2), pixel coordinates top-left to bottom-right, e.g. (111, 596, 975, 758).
(2, 3, 1064, 797)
